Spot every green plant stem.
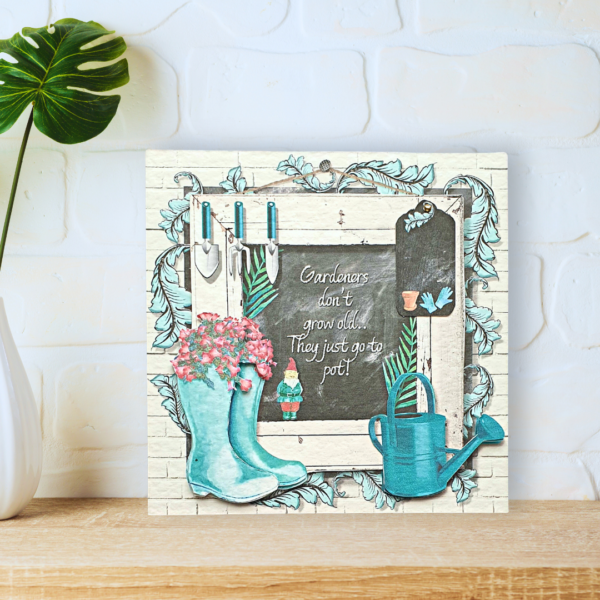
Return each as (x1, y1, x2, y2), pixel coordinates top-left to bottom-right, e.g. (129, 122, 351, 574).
(0, 108, 34, 271)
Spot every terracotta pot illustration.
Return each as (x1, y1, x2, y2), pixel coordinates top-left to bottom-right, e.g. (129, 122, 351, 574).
(402, 291, 420, 311)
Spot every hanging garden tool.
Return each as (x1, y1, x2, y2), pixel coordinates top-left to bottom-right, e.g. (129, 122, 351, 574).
(265, 201, 279, 284)
(229, 201, 250, 277)
(194, 201, 219, 279)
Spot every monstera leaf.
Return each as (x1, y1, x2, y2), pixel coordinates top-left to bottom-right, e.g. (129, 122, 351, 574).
(0, 19, 129, 143)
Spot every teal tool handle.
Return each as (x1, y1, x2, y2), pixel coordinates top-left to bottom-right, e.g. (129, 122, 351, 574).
(267, 202, 276, 239)
(386, 373, 436, 447)
(202, 202, 211, 239)
(234, 201, 243, 239)
(369, 415, 385, 455)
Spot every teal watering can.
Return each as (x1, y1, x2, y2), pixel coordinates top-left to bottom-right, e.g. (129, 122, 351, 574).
(369, 373, 505, 498)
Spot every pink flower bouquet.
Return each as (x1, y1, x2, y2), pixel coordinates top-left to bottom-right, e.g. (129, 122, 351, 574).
(171, 313, 276, 391)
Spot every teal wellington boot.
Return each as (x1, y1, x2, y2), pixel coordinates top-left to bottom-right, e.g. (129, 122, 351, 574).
(178, 370, 278, 503)
(229, 364, 308, 490)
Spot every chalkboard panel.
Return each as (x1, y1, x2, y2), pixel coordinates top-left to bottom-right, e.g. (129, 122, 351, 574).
(396, 200, 456, 318)
(253, 245, 410, 422)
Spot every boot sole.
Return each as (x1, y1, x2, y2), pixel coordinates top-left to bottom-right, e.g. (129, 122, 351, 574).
(277, 473, 309, 490)
(190, 481, 279, 504)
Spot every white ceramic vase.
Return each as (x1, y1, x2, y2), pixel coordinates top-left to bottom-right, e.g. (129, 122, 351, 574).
(0, 298, 42, 520)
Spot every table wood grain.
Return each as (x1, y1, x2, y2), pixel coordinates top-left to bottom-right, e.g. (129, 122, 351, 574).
(0, 499, 598, 599)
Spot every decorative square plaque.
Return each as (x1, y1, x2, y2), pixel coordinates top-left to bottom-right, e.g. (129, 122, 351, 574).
(146, 151, 508, 515)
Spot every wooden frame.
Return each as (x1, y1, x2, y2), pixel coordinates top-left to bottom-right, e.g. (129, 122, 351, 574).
(190, 193, 465, 471)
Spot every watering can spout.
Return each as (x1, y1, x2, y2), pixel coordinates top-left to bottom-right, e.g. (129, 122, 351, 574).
(437, 415, 505, 487)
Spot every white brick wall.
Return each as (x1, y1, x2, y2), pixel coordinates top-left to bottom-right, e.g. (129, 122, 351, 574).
(0, 0, 595, 500)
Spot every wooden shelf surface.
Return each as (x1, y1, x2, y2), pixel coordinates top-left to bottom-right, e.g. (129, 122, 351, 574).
(1, 499, 599, 599)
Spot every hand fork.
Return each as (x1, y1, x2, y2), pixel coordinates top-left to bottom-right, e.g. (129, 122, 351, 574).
(229, 201, 250, 277)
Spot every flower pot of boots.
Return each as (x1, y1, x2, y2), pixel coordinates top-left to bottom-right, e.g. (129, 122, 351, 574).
(178, 366, 278, 504)
(229, 363, 307, 490)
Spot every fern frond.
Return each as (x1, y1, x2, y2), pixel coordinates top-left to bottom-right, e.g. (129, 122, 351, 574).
(243, 246, 279, 318)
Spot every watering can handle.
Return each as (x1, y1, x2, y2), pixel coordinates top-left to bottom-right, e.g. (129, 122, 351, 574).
(387, 373, 436, 447)
(368, 415, 385, 455)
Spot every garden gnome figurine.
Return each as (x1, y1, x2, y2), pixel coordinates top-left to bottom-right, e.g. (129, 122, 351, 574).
(276, 358, 303, 420)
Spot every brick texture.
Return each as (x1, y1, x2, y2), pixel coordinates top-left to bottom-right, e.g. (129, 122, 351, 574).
(378, 45, 600, 138)
(418, 0, 600, 34)
(301, 0, 401, 37)
(188, 49, 369, 140)
(0, 150, 65, 244)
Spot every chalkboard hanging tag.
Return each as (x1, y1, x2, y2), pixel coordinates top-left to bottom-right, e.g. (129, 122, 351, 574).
(229, 201, 250, 277)
(265, 202, 279, 284)
(395, 200, 456, 318)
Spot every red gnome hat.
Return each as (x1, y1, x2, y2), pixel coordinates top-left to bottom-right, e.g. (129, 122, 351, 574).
(285, 358, 297, 372)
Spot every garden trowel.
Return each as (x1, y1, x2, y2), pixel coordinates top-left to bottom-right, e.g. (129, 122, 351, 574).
(194, 201, 219, 279)
(229, 201, 250, 277)
(265, 201, 279, 284)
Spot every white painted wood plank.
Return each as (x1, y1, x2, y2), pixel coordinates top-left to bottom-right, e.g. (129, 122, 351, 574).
(259, 433, 383, 471)
(416, 317, 432, 412)
(258, 419, 380, 436)
(430, 201, 464, 450)
(191, 193, 464, 469)
(203, 194, 461, 232)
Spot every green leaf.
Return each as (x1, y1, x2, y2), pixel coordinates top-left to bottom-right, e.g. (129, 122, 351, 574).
(395, 399, 417, 409)
(243, 247, 278, 319)
(247, 286, 277, 310)
(382, 317, 418, 409)
(0, 19, 129, 143)
(247, 292, 278, 319)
